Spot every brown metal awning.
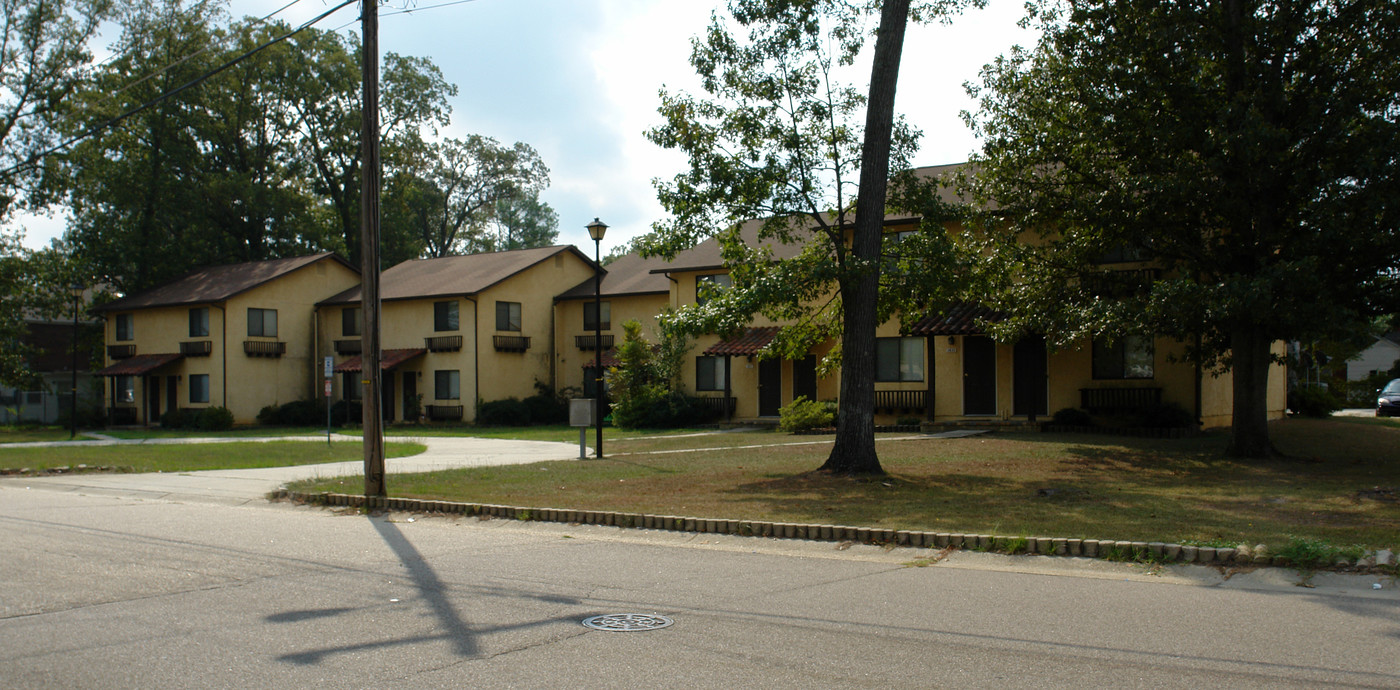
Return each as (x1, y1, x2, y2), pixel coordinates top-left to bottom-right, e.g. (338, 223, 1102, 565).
(95, 353, 183, 376)
(333, 348, 426, 373)
(702, 327, 781, 356)
(905, 302, 1006, 336)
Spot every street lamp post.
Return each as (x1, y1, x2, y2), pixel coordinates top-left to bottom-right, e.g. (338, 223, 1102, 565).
(586, 218, 608, 459)
(68, 284, 83, 440)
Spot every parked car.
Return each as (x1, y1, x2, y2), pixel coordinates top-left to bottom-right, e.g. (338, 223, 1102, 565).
(1378, 379, 1400, 417)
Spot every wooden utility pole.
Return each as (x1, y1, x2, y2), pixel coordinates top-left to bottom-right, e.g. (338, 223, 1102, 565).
(360, 0, 386, 497)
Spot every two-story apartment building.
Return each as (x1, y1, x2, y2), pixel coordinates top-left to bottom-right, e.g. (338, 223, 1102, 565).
(318, 246, 598, 423)
(93, 253, 361, 425)
(552, 251, 671, 398)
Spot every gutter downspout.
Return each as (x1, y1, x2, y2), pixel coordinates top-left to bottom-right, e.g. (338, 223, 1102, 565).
(465, 295, 479, 421)
(213, 303, 228, 409)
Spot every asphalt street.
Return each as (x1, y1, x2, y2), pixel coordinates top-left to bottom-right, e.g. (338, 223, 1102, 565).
(1, 434, 1397, 688)
(2, 488, 1397, 688)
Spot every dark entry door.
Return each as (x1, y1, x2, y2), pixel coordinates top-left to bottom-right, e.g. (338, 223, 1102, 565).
(1013, 336, 1048, 418)
(758, 359, 782, 416)
(166, 377, 178, 415)
(403, 372, 417, 421)
(792, 356, 817, 403)
(962, 336, 997, 415)
(381, 373, 395, 422)
(147, 376, 161, 424)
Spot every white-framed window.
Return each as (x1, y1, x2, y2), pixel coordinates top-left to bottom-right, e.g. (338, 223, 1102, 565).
(342, 307, 361, 336)
(876, 337, 924, 382)
(434, 300, 459, 331)
(189, 374, 210, 403)
(583, 301, 610, 330)
(247, 308, 277, 337)
(696, 356, 727, 391)
(495, 301, 521, 331)
(115, 313, 134, 341)
(435, 370, 460, 400)
(1092, 335, 1154, 379)
(696, 274, 732, 305)
(188, 308, 209, 337)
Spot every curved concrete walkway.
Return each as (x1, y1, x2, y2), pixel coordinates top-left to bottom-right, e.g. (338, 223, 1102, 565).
(0, 434, 584, 506)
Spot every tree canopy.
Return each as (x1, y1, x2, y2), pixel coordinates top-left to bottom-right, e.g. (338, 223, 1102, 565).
(646, 0, 977, 474)
(963, 0, 1400, 456)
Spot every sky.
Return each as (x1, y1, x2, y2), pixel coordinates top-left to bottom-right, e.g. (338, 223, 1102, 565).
(12, 0, 1038, 256)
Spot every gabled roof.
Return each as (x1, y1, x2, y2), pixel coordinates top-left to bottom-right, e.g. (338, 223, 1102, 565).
(321, 245, 597, 306)
(95, 253, 354, 312)
(649, 163, 967, 275)
(555, 251, 671, 301)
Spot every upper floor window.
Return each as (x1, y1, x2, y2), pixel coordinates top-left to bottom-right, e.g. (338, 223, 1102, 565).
(696, 356, 727, 391)
(583, 301, 611, 331)
(188, 308, 209, 338)
(696, 274, 732, 305)
(434, 300, 458, 331)
(247, 308, 277, 337)
(496, 301, 521, 332)
(876, 337, 924, 382)
(342, 307, 362, 336)
(115, 313, 134, 341)
(1092, 335, 1154, 379)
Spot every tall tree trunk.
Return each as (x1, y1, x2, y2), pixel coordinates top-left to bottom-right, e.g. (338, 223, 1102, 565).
(822, 0, 910, 476)
(1226, 325, 1276, 458)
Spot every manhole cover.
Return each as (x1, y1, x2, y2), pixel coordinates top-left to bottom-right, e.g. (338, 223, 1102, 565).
(581, 613, 675, 632)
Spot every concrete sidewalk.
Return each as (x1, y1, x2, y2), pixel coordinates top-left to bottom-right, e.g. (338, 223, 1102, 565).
(0, 434, 584, 506)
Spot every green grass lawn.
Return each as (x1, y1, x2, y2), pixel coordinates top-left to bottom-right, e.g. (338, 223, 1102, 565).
(0, 440, 425, 473)
(95, 427, 329, 440)
(0, 427, 97, 444)
(289, 418, 1400, 552)
(379, 424, 710, 444)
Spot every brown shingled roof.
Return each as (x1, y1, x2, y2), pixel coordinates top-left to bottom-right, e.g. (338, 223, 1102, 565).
(96, 253, 353, 312)
(702, 327, 782, 356)
(556, 251, 671, 301)
(321, 246, 596, 305)
(905, 302, 1006, 336)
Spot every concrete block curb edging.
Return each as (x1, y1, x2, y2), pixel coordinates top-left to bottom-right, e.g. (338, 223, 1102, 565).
(270, 490, 1400, 574)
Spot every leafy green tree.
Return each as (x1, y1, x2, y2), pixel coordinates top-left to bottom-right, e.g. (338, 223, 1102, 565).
(607, 319, 693, 429)
(480, 192, 559, 252)
(402, 136, 550, 258)
(644, 0, 975, 474)
(963, 0, 1400, 457)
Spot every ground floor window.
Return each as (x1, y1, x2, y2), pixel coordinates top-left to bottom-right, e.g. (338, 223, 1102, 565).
(343, 372, 361, 401)
(696, 356, 726, 391)
(435, 370, 460, 400)
(1092, 335, 1154, 379)
(876, 337, 924, 382)
(115, 375, 135, 403)
(189, 374, 209, 403)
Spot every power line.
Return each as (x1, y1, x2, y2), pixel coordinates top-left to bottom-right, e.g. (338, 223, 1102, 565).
(0, 0, 358, 181)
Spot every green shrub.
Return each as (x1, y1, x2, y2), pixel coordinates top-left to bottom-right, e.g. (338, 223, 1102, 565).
(330, 400, 362, 426)
(258, 399, 326, 426)
(161, 408, 192, 429)
(523, 393, 565, 424)
(1050, 407, 1093, 427)
(895, 415, 923, 426)
(1137, 402, 1196, 428)
(779, 396, 836, 432)
(1289, 385, 1340, 417)
(197, 406, 234, 431)
(477, 397, 531, 426)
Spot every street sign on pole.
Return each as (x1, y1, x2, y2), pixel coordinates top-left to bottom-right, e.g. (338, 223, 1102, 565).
(324, 356, 333, 378)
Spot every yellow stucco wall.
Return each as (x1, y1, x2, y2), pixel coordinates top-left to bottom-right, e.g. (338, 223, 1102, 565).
(104, 258, 360, 424)
(553, 293, 669, 395)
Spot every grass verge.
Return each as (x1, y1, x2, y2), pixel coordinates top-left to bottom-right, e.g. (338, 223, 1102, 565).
(288, 418, 1399, 552)
(0, 440, 425, 473)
